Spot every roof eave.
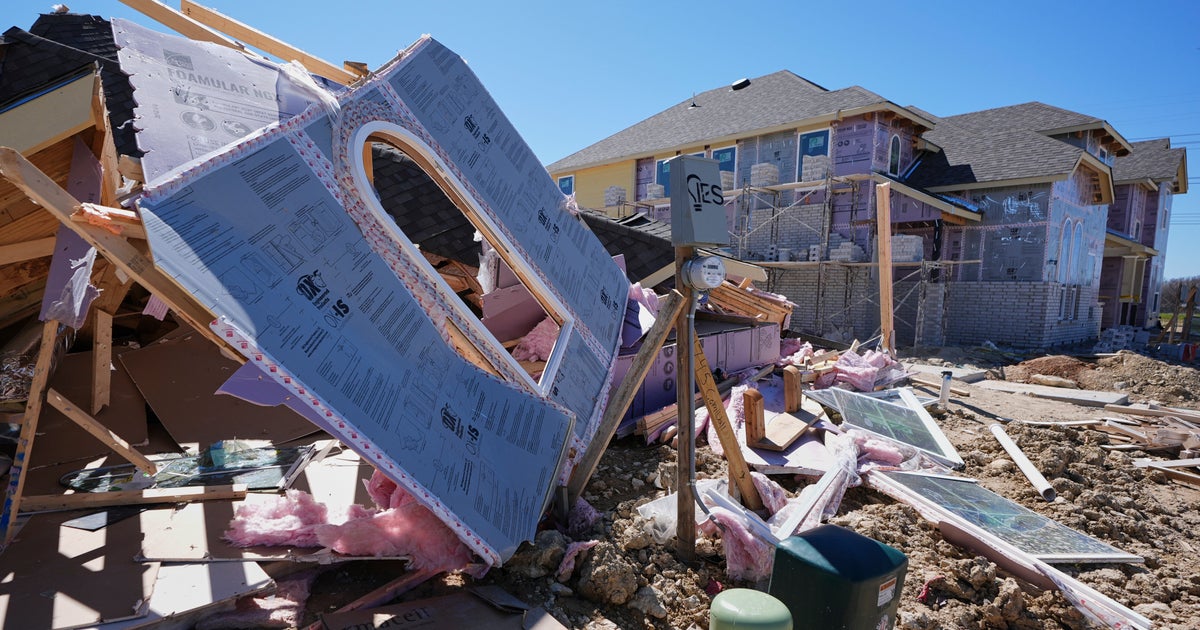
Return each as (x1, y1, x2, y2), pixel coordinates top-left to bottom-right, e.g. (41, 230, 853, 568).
(1041, 121, 1134, 155)
(1076, 152, 1115, 204)
(925, 173, 1067, 194)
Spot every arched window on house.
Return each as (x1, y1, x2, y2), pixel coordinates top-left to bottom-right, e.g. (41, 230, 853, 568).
(888, 135, 901, 177)
(1058, 221, 1073, 284)
(1071, 221, 1084, 284)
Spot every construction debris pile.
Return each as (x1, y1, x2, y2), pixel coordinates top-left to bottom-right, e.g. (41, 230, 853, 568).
(1, 4, 1199, 630)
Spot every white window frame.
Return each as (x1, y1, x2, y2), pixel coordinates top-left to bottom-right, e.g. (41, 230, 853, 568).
(797, 129, 831, 181)
(557, 175, 574, 196)
(888, 134, 902, 176)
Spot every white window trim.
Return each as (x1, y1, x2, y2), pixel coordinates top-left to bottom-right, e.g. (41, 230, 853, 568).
(888, 134, 902, 176)
(350, 121, 576, 397)
(796, 129, 831, 181)
(557, 175, 574, 196)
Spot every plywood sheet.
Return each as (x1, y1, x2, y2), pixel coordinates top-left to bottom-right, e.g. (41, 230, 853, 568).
(0, 508, 166, 629)
(118, 330, 317, 449)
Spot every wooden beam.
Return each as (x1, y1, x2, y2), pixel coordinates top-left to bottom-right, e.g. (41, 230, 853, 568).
(783, 365, 802, 412)
(875, 182, 895, 356)
(92, 69, 124, 207)
(91, 310, 113, 414)
(180, 0, 361, 85)
(73, 204, 147, 240)
(1, 320, 60, 545)
(0, 236, 55, 265)
(46, 388, 157, 476)
(692, 332, 763, 511)
(1104, 404, 1200, 423)
(0, 148, 234, 356)
(118, 0, 246, 51)
(1183, 284, 1197, 344)
(17, 484, 248, 512)
(567, 290, 684, 507)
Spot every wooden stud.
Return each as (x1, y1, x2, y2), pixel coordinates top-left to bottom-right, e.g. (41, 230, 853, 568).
(17, 484, 248, 512)
(743, 389, 765, 445)
(691, 332, 763, 511)
(0, 236, 55, 265)
(180, 0, 360, 85)
(783, 365, 802, 412)
(46, 388, 157, 476)
(91, 310, 113, 414)
(1183, 284, 1196, 344)
(0, 320, 60, 545)
(875, 182, 895, 356)
(72, 204, 147, 240)
(92, 69, 125, 207)
(567, 290, 685, 508)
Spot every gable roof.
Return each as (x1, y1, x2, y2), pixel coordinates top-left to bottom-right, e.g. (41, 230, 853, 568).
(0, 12, 139, 157)
(547, 71, 932, 173)
(905, 101, 1119, 198)
(1112, 138, 1188, 193)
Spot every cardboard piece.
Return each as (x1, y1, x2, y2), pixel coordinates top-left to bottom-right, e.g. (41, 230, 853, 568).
(0, 509, 165, 630)
(118, 330, 318, 449)
(26, 350, 147, 473)
(320, 587, 567, 630)
(131, 34, 627, 563)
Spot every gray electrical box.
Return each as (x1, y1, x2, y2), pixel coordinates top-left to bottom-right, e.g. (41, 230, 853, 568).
(669, 155, 728, 247)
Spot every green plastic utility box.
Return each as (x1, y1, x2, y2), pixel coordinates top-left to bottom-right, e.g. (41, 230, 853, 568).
(709, 588, 792, 630)
(768, 524, 908, 630)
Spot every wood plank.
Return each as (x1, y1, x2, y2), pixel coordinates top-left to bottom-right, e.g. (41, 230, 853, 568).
(18, 484, 248, 512)
(743, 389, 765, 445)
(567, 290, 685, 506)
(73, 203, 147, 239)
(91, 310, 113, 414)
(0, 147, 233, 356)
(0, 236, 55, 265)
(908, 371, 972, 396)
(1132, 457, 1200, 469)
(0, 320, 60, 546)
(875, 182, 895, 356)
(117, 0, 246, 50)
(45, 388, 157, 476)
(1104, 404, 1200, 423)
(1145, 465, 1200, 488)
(692, 332, 763, 511)
(180, 0, 361, 85)
(752, 412, 809, 452)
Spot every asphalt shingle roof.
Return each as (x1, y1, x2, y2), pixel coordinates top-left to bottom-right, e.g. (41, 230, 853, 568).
(578, 210, 673, 284)
(548, 71, 899, 172)
(1112, 138, 1186, 184)
(905, 102, 1097, 189)
(0, 13, 139, 157)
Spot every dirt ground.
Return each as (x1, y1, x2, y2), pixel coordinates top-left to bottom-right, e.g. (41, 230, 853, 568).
(454, 347, 1200, 630)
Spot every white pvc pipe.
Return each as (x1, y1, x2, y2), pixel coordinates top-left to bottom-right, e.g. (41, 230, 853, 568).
(990, 424, 1056, 502)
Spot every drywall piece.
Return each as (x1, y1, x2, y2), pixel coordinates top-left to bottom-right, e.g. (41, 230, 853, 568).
(132, 35, 626, 563)
(96, 560, 273, 630)
(830, 387, 963, 468)
(0, 509, 164, 629)
(118, 330, 318, 448)
(872, 470, 1141, 564)
(113, 18, 323, 184)
(904, 363, 987, 383)
(973, 380, 1128, 407)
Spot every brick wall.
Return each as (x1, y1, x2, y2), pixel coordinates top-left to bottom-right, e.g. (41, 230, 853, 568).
(944, 281, 1100, 348)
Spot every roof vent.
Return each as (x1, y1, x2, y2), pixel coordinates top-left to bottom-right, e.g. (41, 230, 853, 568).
(731, 78, 751, 91)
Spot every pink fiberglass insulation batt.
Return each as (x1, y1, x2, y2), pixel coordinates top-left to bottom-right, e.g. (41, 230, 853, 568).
(512, 316, 560, 363)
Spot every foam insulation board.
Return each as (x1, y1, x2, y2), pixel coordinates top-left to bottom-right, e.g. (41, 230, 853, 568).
(128, 35, 627, 564)
(113, 18, 326, 184)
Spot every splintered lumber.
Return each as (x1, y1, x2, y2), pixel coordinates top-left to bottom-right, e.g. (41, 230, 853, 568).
(0, 320, 60, 544)
(692, 333, 762, 511)
(567, 290, 685, 507)
(1132, 457, 1200, 469)
(1105, 403, 1200, 423)
(45, 388, 157, 476)
(17, 484, 248, 512)
(707, 281, 793, 329)
(0, 148, 232, 356)
(1143, 465, 1200, 488)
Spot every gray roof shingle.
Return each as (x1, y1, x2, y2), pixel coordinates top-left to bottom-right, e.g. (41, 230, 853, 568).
(1112, 138, 1186, 184)
(548, 71, 905, 172)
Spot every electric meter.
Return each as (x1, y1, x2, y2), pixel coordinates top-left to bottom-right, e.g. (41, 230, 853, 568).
(682, 255, 727, 290)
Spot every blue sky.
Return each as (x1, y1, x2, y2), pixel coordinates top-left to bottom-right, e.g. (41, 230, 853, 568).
(8, 1, 1200, 278)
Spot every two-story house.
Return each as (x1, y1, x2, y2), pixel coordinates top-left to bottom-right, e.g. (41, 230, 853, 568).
(1102, 139, 1188, 329)
(550, 72, 1186, 349)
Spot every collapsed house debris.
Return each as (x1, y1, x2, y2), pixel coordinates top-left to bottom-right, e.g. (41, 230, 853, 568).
(1, 4, 1199, 630)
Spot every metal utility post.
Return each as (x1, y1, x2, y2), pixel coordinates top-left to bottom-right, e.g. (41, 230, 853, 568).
(667, 155, 729, 561)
